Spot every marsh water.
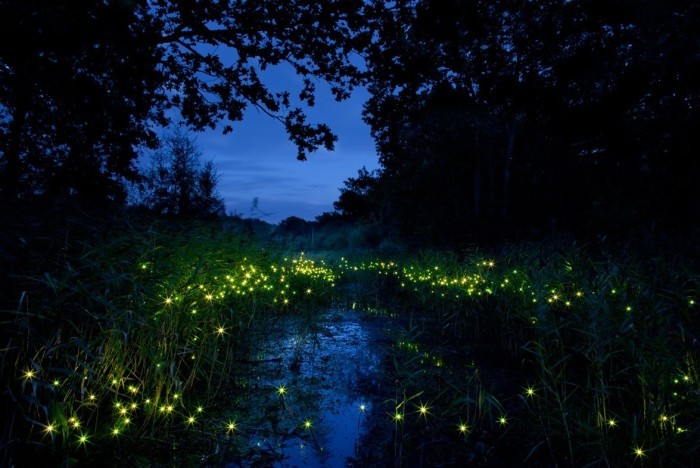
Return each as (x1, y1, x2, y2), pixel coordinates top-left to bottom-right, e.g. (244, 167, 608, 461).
(223, 308, 394, 466)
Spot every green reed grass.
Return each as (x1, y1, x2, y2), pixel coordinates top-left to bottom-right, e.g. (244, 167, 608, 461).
(344, 242, 698, 466)
(2, 210, 697, 465)
(0, 213, 340, 465)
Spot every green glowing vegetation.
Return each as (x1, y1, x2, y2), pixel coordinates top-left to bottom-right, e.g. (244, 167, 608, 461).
(1, 220, 698, 466)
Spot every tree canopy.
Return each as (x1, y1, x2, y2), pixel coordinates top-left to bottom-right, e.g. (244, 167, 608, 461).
(3, 0, 698, 240)
(356, 0, 700, 245)
(0, 0, 378, 205)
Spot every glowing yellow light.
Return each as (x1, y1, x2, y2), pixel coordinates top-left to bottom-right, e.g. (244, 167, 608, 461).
(392, 412, 403, 422)
(633, 446, 645, 458)
(226, 420, 237, 434)
(88, 393, 96, 401)
(112, 427, 121, 437)
(524, 386, 536, 398)
(130, 403, 137, 410)
(215, 326, 226, 336)
(659, 414, 669, 422)
(607, 418, 617, 428)
(128, 385, 138, 394)
(196, 405, 204, 413)
(575, 291, 584, 297)
(77, 433, 90, 446)
(173, 393, 180, 400)
(498, 416, 507, 426)
(277, 385, 287, 396)
(359, 404, 366, 412)
(68, 417, 81, 429)
(205, 294, 214, 301)
(186, 416, 196, 426)
(682, 374, 691, 382)
(44, 423, 55, 435)
(458, 423, 469, 434)
(122, 417, 131, 426)
(164, 297, 173, 305)
(625, 306, 632, 312)
(52, 379, 60, 387)
(119, 408, 128, 416)
(417, 403, 430, 418)
(303, 419, 313, 430)
(689, 299, 696, 306)
(23, 369, 37, 380)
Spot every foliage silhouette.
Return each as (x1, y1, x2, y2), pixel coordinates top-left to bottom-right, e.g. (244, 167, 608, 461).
(0, 0, 379, 205)
(356, 0, 700, 245)
(139, 131, 225, 219)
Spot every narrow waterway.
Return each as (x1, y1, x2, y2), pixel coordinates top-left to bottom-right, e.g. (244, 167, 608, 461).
(228, 308, 392, 467)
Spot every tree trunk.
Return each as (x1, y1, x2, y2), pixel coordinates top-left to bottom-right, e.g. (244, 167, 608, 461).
(473, 130, 482, 220)
(502, 119, 517, 224)
(1, 106, 26, 203)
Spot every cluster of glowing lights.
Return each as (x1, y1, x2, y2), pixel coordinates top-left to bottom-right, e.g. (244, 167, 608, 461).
(13, 251, 699, 464)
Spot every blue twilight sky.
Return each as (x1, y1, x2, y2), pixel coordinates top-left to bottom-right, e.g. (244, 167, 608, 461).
(190, 65, 380, 225)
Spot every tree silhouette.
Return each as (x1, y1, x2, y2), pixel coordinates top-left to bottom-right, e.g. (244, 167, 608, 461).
(141, 131, 224, 219)
(0, 0, 380, 205)
(333, 167, 380, 221)
(360, 0, 700, 244)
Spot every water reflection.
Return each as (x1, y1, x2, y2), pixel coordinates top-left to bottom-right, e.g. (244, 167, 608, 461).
(231, 309, 385, 467)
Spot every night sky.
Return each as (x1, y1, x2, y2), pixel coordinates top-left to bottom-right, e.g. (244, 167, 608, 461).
(193, 66, 378, 224)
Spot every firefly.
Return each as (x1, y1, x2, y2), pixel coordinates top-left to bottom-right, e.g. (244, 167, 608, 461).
(226, 420, 237, 434)
(77, 432, 90, 446)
